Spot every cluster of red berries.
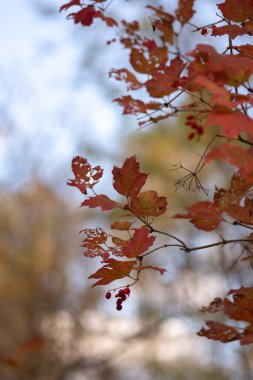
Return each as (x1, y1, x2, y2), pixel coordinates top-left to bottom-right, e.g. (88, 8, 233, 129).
(186, 115, 204, 140)
(105, 287, 131, 311)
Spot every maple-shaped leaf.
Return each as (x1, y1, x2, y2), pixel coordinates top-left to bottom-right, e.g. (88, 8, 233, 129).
(81, 194, 120, 211)
(129, 190, 167, 217)
(88, 258, 135, 287)
(211, 24, 250, 40)
(174, 201, 222, 231)
(111, 221, 133, 230)
(67, 156, 103, 195)
(112, 155, 148, 198)
(176, 0, 195, 24)
(109, 68, 142, 91)
(198, 321, 241, 343)
(114, 96, 161, 116)
(205, 108, 253, 139)
(217, 0, 253, 23)
(121, 226, 156, 258)
(205, 143, 253, 182)
(145, 57, 185, 98)
(67, 5, 117, 27)
(59, 0, 80, 12)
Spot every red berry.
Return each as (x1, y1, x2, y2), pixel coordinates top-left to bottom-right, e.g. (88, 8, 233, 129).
(120, 294, 126, 302)
(124, 287, 130, 295)
(201, 28, 207, 35)
(197, 126, 204, 135)
(116, 304, 123, 311)
(119, 289, 125, 296)
(105, 292, 111, 299)
(188, 132, 195, 140)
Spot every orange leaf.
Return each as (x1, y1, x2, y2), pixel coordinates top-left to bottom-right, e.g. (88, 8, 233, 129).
(129, 190, 167, 217)
(81, 194, 120, 210)
(111, 221, 133, 230)
(89, 258, 135, 287)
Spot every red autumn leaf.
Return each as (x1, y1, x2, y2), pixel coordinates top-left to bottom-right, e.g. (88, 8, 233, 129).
(188, 44, 253, 86)
(67, 156, 103, 195)
(121, 226, 156, 258)
(109, 68, 142, 91)
(205, 143, 253, 182)
(211, 24, 250, 40)
(80, 228, 109, 259)
(217, 0, 253, 23)
(129, 190, 167, 217)
(98, 12, 118, 27)
(176, 0, 195, 24)
(59, 0, 80, 12)
(80, 227, 107, 244)
(197, 321, 241, 343)
(67, 5, 117, 27)
(111, 221, 133, 230)
(81, 194, 120, 211)
(199, 286, 253, 345)
(195, 75, 232, 107)
(234, 44, 253, 58)
(114, 95, 161, 115)
(214, 172, 252, 214)
(112, 155, 148, 198)
(145, 57, 185, 98)
(174, 201, 222, 231)
(226, 198, 253, 225)
(82, 243, 109, 260)
(241, 325, 253, 345)
(88, 258, 135, 287)
(205, 108, 253, 139)
(130, 48, 151, 74)
(147, 6, 174, 44)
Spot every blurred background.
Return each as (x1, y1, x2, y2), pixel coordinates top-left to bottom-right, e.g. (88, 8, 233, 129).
(1, 0, 253, 379)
